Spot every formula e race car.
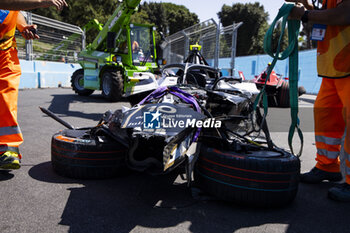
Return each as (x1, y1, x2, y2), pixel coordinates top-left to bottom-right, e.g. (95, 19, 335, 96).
(42, 83, 300, 207)
(250, 64, 306, 107)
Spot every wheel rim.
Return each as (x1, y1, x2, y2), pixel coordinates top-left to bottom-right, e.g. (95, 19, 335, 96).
(74, 74, 85, 91)
(102, 73, 112, 96)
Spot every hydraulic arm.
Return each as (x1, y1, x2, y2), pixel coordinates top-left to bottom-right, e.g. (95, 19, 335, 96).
(90, 0, 141, 51)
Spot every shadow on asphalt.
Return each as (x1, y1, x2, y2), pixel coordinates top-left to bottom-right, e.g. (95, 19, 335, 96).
(28, 161, 350, 233)
(299, 97, 315, 104)
(0, 170, 14, 181)
(45, 94, 130, 122)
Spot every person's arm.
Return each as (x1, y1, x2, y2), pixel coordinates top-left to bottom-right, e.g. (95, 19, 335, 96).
(286, 0, 314, 10)
(17, 12, 39, 40)
(289, 0, 350, 25)
(0, 0, 68, 11)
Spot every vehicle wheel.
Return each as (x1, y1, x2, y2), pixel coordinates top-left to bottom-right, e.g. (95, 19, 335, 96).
(51, 129, 128, 179)
(259, 95, 278, 108)
(277, 81, 290, 108)
(101, 70, 124, 102)
(194, 143, 300, 207)
(71, 69, 94, 96)
(298, 86, 306, 96)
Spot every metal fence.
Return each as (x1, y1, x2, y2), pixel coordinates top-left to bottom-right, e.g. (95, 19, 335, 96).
(15, 12, 241, 70)
(162, 19, 219, 67)
(219, 22, 243, 74)
(162, 19, 242, 74)
(15, 11, 84, 62)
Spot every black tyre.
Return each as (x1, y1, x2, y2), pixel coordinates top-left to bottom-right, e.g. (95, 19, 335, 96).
(101, 70, 124, 102)
(259, 95, 278, 108)
(277, 81, 290, 108)
(298, 86, 306, 96)
(71, 69, 94, 96)
(51, 129, 128, 179)
(194, 144, 300, 207)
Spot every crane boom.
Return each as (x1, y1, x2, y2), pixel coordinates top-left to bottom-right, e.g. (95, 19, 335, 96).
(91, 0, 141, 51)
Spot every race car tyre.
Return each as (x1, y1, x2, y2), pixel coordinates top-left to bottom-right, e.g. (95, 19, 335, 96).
(277, 81, 290, 108)
(51, 129, 128, 179)
(71, 69, 94, 96)
(194, 143, 300, 207)
(101, 69, 124, 102)
(298, 86, 306, 96)
(267, 96, 278, 107)
(259, 95, 278, 108)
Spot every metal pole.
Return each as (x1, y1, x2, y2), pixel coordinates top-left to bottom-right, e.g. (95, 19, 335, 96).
(230, 22, 243, 76)
(168, 42, 171, 64)
(25, 12, 33, 61)
(182, 30, 189, 62)
(212, 19, 220, 69)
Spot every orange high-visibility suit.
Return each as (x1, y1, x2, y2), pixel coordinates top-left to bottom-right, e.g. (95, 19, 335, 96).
(0, 10, 23, 156)
(314, 0, 350, 184)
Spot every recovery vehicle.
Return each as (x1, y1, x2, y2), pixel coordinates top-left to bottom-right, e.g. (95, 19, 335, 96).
(71, 0, 160, 101)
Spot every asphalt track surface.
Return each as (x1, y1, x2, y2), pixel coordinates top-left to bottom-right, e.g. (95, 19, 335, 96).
(1, 88, 349, 233)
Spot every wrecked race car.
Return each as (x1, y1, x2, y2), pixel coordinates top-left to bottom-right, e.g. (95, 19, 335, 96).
(42, 84, 300, 207)
(157, 63, 259, 132)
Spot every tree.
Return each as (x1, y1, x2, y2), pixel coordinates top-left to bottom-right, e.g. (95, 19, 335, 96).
(31, 0, 120, 43)
(132, 2, 199, 36)
(131, 2, 199, 57)
(271, 21, 288, 54)
(31, 0, 116, 26)
(162, 3, 199, 35)
(218, 2, 269, 56)
(31, 1, 199, 44)
(299, 22, 317, 50)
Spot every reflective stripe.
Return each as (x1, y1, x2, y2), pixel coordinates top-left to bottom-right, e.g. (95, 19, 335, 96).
(315, 135, 341, 145)
(0, 126, 21, 136)
(346, 160, 350, 175)
(345, 149, 350, 163)
(317, 148, 339, 159)
(0, 145, 19, 153)
(346, 166, 350, 176)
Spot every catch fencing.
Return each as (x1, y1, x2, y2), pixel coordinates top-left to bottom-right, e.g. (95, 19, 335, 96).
(162, 19, 243, 74)
(15, 11, 84, 63)
(15, 12, 241, 71)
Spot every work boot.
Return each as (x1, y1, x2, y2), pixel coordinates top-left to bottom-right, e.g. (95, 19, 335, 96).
(300, 167, 342, 183)
(328, 183, 350, 202)
(0, 151, 21, 170)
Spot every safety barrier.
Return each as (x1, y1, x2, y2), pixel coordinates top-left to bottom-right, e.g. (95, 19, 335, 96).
(212, 49, 320, 94)
(19, 60, 81, 89)
(19, 49, 320, 94)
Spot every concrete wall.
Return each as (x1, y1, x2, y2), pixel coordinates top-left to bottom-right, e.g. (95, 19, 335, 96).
(19, 49, 321, 94)
(19, 60, 81, 89)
